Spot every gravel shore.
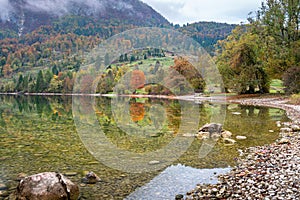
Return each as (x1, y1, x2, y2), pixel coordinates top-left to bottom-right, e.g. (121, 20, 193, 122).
(184, 96, 300, 200)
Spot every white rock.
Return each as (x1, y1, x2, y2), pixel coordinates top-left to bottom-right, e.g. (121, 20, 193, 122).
(149, 160, 160, 165)
(280, 128, 292, 133)
(291, 125, 300, 131)
(276, 121, 281, 127)
(278, 138, 290, 145)
(197, 132, 210, 140)
(236, 135, 247, 140)
(223, 138, 236, 144)
(221, 130, 232, 138)
(182, 133, 197, 137)
(232, 112, 242, 115)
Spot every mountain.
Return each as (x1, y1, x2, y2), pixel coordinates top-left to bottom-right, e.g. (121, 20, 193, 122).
(0, 0, 170, 37)
(0, 1, 236, 94)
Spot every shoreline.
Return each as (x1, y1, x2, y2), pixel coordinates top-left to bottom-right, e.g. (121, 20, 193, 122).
(185, 96, 300, 199)
(0, 92, 227, 102)
(229, 96, 300, 124)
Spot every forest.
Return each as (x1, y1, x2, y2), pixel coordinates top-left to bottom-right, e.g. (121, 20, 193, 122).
(216, 0, 300, 94)
(0, 0, 299, 96)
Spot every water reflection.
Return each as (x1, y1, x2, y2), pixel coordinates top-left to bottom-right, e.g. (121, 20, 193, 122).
(126, 164, 231, 200)
(0, 95, 290, 199)
(73, 96, 200, 173)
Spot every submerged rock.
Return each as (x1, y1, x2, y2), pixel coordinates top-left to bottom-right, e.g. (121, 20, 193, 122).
(221, 130, 232, 138)
(149, 160, 160, 165)
(81, 171, 101, 184)
(197, 131, 210, 140)
(223, 138, 236, 144)
(197, 123, 234, 142)
(236, 135, 247, 140)
(15, 172, 79, 200)
(199, 123, 222, 134)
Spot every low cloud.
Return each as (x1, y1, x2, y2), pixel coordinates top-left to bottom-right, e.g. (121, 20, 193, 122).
(0, 0, 13, 21)
(0, 0, 134, 21)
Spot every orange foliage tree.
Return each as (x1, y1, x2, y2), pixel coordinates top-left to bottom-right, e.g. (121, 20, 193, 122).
(130, 102, 145, 122)
(130, 69, 146, 90)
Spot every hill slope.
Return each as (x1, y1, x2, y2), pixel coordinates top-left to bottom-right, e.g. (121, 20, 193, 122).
(179, 22, 237, 55)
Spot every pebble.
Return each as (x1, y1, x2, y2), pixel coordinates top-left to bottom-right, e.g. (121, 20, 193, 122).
(277, 138, 290, 144)
(236, 135, 247, 140)
(149, 160, 160, 165)
(81, 171, 101, 184)
(182, 133, 197, 137)
(15, 173, 27, 181)
(175, 194, 184, 200)
(291, 125, 300, 131)
(232, 112, 241, 115)
(0, 190, 9, 198)
(64, 172, 78, 176)
(0, 183, 7, 190)
(223, 138, 236, 144)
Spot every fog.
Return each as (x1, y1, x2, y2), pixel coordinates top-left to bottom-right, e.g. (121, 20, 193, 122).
(0, 0, 134, 21)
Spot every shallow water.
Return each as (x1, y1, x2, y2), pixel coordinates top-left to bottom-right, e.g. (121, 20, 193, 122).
(0, 95, 290, 199)
(126, 164, 231, 200)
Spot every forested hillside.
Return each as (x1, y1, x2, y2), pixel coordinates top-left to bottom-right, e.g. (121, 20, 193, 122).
(179, 22, 237, 55)
(0, 0, 236, 94)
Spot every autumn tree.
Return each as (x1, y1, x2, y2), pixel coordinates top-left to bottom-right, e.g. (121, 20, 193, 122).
(130, 69, 146, 90)
(166, 57, 205, 94)
(130, 102, 145, 122)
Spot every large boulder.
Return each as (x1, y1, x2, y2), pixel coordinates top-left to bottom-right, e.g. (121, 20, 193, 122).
(15, 172, 79, 200)
(197, 123, 223, 139)
(199, 123, 223, 134)
(197, 123, 234, 141)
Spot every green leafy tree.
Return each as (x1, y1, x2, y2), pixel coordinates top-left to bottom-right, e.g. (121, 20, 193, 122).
(35, 70, 46, 92)
(16, 74, 24, 91)
(248, 0, 300, 79)
(283, 66, 300, 94)
(216, 26, 270, 94)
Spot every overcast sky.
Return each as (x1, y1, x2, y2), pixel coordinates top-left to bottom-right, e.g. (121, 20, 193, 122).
(141, 0, 264, 25)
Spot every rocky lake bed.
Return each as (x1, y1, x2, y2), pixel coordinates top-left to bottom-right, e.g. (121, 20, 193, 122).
(183, 96, 300, 199)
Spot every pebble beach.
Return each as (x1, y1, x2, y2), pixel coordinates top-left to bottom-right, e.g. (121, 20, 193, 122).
(184, 96, 300, 200)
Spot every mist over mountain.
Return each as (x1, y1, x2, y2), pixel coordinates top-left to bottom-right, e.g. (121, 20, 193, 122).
(0, 0, 170, 35)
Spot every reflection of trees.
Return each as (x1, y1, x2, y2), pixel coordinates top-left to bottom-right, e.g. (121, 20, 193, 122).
(0, 95, 73, 120)
(224, 105, 287, 147)
(94, 97, 183, 152)
(130, 102, 145, 122)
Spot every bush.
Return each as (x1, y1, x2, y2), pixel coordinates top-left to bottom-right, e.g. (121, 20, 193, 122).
(283, 66, 300, 94)
(290, 94, 300, 105)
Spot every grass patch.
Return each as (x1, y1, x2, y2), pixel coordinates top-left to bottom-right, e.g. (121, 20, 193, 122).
(290, 94, 300, 105)
(270, 79, 284, 94)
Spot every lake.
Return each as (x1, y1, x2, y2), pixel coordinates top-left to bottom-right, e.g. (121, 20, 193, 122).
(0, 95, 290, 199)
